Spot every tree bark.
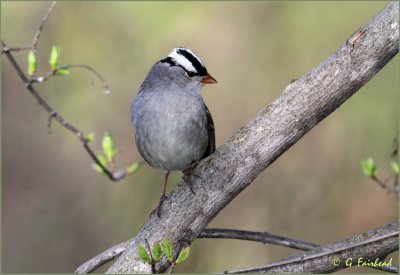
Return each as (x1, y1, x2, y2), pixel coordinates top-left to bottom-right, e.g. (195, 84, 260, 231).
(224, 221, 399, 273)
(107, 2, 399, 273)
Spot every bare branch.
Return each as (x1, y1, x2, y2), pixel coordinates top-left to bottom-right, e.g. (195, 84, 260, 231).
(198, 228, 319, 251)
(1, 0, 143, 181)
(373, 265, 400, 274)
(223, 221, 399, 273)
(1, 46, 132, 181)
(75, 223, 399, 274)
(28, 64, 110, 97)
(204, 228, 398, 274)
(75, 228, 320, 273)
(74, 241, 128, 274)
(68, 64, 111, 95)
(1, 45, 34, 53)
(145, 239, 156, 274)
(32, 1, 57, 49)
(371, 175, 399, 194)
(1, 39, 122, 180)
(391, 132, 399, 158)
(106, 2, 399, 273)
(1, 1, 56, 54)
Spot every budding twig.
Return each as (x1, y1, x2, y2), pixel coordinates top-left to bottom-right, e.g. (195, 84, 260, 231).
(1, 2, 132, 181)
(1, 1, 56, 54)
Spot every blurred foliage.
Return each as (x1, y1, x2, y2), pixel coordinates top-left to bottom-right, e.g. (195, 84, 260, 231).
(49, 45, 61, 71)
(27, 50, 37, 76)
(361, 158, 377, 178)
(1, 1, 398, 273)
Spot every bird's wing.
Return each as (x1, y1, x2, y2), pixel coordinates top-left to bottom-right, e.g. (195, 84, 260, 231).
(202, 104, 216, 159)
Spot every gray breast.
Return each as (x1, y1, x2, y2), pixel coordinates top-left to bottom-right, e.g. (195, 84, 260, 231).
(131, 89, 208, 171)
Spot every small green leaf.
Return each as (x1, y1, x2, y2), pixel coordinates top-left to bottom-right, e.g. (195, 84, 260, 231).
(91, 154, 108, 174)
(391, 161, 400, 174)
(102, 131, 116, 162)
(27, 50, 37, 76)
(176, 247, 190, 264)
(152, 243, 163, 262)
(49, 45, 60, 70)
(361, 158, 376, 178)
(126, 162, 141, 174)
(55, 68, 70, 76)
(161, 239, 174, 261)
(137, 245, 151, 264)
(91, 163, 104, 174)
(97, 154, 108, 167)
(86, 132, 95, 143)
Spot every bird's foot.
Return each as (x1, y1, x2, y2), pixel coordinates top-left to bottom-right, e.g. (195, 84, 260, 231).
(183, 161, 200, 195)
(151, 194, 168, 218)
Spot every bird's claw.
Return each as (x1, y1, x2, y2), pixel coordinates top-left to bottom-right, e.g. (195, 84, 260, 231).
(151, 194, 168, 218)
(183, 162, 200, 195)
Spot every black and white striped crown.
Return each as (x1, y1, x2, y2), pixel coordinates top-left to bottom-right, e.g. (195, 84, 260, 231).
(160, 47, 207, 77)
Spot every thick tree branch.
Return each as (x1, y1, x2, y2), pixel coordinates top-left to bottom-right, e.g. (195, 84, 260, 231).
(105, 2, 398, 273)
(224, 221, 399, 273)
(76, 224, 398, 274)
(75, 228, 320, 273)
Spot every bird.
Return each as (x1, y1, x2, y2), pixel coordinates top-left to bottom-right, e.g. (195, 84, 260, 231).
(131, 47, 217, 216)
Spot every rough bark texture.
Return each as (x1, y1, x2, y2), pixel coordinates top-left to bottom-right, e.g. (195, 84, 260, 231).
(76, 228, 321, 273)
(225, 221, 399, 273)
(107, 2, 399, 273)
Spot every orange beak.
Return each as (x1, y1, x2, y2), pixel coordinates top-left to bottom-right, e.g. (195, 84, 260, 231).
(201, 73, 217, 84)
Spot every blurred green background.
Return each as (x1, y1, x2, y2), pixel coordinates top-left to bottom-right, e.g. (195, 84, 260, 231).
(2, 1, 398, 273)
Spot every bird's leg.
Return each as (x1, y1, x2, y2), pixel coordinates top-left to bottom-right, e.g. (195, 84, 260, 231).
(183, 161, 199, 195)
(152, 171, 169, 217)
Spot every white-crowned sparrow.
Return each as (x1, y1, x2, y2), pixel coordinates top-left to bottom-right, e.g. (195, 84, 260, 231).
(131, 47, 217, 216)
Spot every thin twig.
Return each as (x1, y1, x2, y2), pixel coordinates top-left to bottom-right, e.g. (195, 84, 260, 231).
(74, 226, 398, 274)
(223, 227, 399, 273)
(82, 141, 124, 181)
(68, 64, 111, 94)
(47, 111, 57, 134)
(391, 131, 398, 158)
(2, 41, 78, 132)
(32, 71, 54, 84)
(74, 241, 128, 274)
(145, 239, 156, 274)
(32, 1, 57, 49)
(29, 64, 111, 96)
(203, 229, 398, 273)
(1, 1, 56, 54)
(168, 262, 176, 274)
(373, 265, 400, 274)
(372, 175, 399, 193)
(75, 228, 320, 274)
(1, 45, 34, 54)
(1, 40, 30, 81)
(168, 242, 185, 274)
(1, 39, 121, 181)
(199, 228, 319, 251)
(0, 0, 133, 181)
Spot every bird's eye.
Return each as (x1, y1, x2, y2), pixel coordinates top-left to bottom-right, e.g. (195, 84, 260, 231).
(186, 71, 196, 77)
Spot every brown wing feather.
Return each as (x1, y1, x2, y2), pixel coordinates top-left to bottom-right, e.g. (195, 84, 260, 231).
(202, 104, 215, 159)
